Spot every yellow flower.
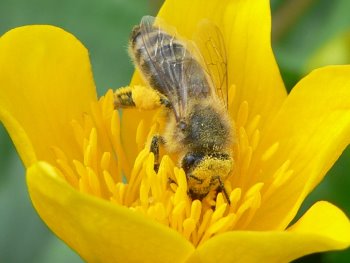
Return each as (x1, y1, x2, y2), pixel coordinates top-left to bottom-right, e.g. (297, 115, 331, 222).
(0, 0, 349, 262)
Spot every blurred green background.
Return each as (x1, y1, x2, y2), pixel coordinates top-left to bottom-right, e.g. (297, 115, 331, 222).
(0, 0, 349, 262)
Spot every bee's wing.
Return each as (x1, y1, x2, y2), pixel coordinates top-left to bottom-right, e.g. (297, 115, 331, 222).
(139, 16, 212, 121)
(193, 20, 228, 109)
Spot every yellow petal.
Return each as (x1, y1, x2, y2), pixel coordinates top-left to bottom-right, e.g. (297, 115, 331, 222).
(222, 0, 286, 125)
(122, 0, 287, 165)
(248, 65, 350, 230)
(287, 201, 350, 245)
(27, 161, 194, 263)
(0, 25, 97, 167)
(186, 201, 350, 263)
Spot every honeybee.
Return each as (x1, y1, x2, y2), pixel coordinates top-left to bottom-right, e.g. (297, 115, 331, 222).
(115, 16, 234, 202)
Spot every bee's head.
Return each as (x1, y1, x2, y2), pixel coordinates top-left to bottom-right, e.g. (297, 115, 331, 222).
(181, 152, 233, 200)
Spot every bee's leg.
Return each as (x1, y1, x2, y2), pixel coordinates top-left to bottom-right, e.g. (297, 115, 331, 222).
(114, 86, 171, 110)
(168, 177, 177, 185)
(215, 176, 231, 205)
(114, 86, 135, 108)
(150, 135, 165, 172)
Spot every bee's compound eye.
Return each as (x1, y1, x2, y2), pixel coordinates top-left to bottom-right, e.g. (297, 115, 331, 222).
(179, 120, 187, 131)
(182, 153, 204, 173)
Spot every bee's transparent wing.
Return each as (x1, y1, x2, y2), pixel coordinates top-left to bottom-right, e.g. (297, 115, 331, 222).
(193, 20, 228, 108)
(139, 16, 211, 120)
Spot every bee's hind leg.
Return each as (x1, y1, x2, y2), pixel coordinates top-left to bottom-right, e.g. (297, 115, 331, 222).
(150, 135, 165, 172)
(114, 87, 135, 108)
(114, 86, 171, 110)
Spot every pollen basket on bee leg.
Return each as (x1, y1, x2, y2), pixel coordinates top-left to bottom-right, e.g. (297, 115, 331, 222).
(114, 85, 164, 110)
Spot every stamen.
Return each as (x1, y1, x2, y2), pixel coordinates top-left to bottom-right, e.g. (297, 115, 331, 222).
(236, 101, 249, 128)
(246, 114, 261, 138)
(263, 160, 294, 200)
(236, 183, 264, 229)
(136, 120, 146, 151)
(56, 159, 79, 187)
(250, 129, 260, 151)
(238, 127, 249, 156)
(103, 170, 116, 194)
(215, 192, 226, 209)
(183, 218, 196, 240)
(87, 167, 101, 197)
(228, 84, 236, 116)
(196, 209, 213, 245)
(100, 152, 111, 171)
(229, 188, 242, 212)
(261, 142, 279, 162)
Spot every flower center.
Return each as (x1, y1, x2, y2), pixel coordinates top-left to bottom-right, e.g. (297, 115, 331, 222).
(51, 88, 292, 246)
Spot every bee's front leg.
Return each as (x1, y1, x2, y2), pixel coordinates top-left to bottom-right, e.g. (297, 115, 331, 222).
(150, 135, 165, 172)
(114, 86, 170, 110)
(214, 176, 231, 205)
